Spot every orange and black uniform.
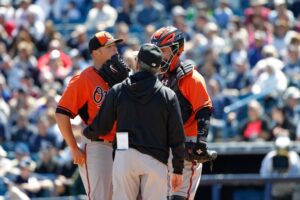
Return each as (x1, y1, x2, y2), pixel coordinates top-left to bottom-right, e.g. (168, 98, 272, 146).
(161, 63, 212, 138)
(56, 66, 115, 142)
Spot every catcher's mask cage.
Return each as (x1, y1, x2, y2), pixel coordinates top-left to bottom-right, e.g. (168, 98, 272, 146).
(151, 26, 184, 73)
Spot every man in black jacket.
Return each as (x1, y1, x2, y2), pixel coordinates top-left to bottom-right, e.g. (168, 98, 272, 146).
(83, 43, 185, 200)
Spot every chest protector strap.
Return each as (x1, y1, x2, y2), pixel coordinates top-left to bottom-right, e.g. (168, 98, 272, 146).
(171, 62, 194, 123)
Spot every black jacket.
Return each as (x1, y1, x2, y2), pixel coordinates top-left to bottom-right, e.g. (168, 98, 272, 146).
(84, 71, 185, 174)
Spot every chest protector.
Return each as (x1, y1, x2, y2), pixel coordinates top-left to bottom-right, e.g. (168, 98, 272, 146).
(161, 62, 194, 123)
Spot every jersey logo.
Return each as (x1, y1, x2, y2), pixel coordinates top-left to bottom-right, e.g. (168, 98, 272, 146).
(93, 86, 107, 107)
(161, 79, 169, 86)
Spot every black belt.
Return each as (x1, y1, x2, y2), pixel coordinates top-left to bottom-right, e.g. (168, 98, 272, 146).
(93, 138, 112, 143)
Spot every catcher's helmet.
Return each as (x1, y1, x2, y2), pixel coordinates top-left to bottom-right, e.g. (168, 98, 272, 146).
(151, 26, 184, 73)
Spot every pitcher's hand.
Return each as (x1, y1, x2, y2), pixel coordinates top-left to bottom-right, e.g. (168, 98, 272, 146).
(71, 146, 85, 165)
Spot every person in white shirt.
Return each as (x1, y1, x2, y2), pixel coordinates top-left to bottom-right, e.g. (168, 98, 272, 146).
(85, 0, 117, 31)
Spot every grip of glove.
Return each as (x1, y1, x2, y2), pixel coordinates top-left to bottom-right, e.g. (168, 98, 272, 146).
(98, 54, 129, 87)
(184, 140, 217, 164)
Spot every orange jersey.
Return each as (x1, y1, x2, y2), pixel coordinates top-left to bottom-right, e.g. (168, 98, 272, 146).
(162, 65, 212, 137)
(178, 68, 212, 137)
(57, 66, 115, 141)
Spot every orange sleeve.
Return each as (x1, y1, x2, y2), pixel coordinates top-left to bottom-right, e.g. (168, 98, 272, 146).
(179, 69, 212, 113)
(178, 69, 212, 137)
(57, 74, 88, 118)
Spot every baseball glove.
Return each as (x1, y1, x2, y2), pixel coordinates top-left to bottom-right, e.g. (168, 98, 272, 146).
(98, 54, 129, 87)
(184, 141, 217, 165)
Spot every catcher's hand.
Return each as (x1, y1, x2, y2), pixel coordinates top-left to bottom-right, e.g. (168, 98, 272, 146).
(184, 141, 217, 164)
(98, 54, 129, 87)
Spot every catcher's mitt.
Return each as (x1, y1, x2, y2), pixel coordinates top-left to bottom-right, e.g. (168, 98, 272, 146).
(184, 141, 217, 170)
(98, 54, 129, 87)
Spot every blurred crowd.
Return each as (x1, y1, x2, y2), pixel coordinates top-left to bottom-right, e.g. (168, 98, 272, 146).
(0, 0, 300, 198)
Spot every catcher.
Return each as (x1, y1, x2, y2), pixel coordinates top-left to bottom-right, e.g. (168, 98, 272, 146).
(151, 26, 217, 200)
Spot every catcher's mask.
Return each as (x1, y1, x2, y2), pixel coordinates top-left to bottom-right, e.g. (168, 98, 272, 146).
(150, 26, 184, 73)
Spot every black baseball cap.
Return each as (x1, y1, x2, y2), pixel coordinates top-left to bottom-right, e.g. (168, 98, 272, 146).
(89, 31, 123, 53)
(137, 44, 163, 69)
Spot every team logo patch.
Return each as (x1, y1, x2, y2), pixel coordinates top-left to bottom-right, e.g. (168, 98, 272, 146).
(93, 86, 107, 107)
(104, 32, 113, 39)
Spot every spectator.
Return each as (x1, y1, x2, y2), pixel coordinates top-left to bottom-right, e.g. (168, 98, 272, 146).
(13, 156, 54, 198)
(143, 24, 156, 43)
(226, 56, 254, 97)
(114, 22, 130, 55)
(225, 16, 249, 49)
(35, 143, 60, 175)
(39, 49, 71, 83)
(192, 13, 209, 35)
(14, 142, 29, 158)
(282, 86, 300, 132)
(248, 30, 267, 67)
(208, 79, 233, 141)
(8, 86, 36, 123)
(0, 72, 10, 104)
(252, 64, 288, 112)
(213, 0, 233, 30)
(238, 100, 271, 141)
(0, 0, 15, 22)
(13, 41, 39, 85)
(283, 45, 300, 87)
(0, 75, 9, 142)
(270, 106, 296, 140)
(271, 19, 295, 57)
(14, 0, 45, 27)
(170, 5, 186, 26)
(198, 48, 225, 88)
(290, 0, 300, 19)
(116, 0, 135, 25)
(68, 48, 89, 72)
(227, 36, 248, 70)
(260, 136, 300, 199)
(61, 0, 82, 23)
(172, 10, 192, 42)
(10, 109, 36, 144)
(245, 0, 272, 47)
(46, 108, 64, 149)
(29, 117, 57, 153)
(203, 22, 226, 56)
(0, 8, 15, 41)
(244, 0, 270, 26)
(23, 10, 45, 42)
(132, 0, 165, 27)
(85, 0, 117, 31)
(269, 0, 295, 27)
(67, 25, 89, 62)
(0, 146, 13, 177)
(1, 55, 25, 91)
(251, 45, 284, 77)
(35, 0, 64, 23)
(36, 20, 62, 54)
(37, 39, 72, 71)
(9, 26, 36, 58)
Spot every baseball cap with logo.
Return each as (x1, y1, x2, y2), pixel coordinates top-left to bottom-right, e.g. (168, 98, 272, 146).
(89, 31, 123, 53)
(137, 43, 163, 70)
